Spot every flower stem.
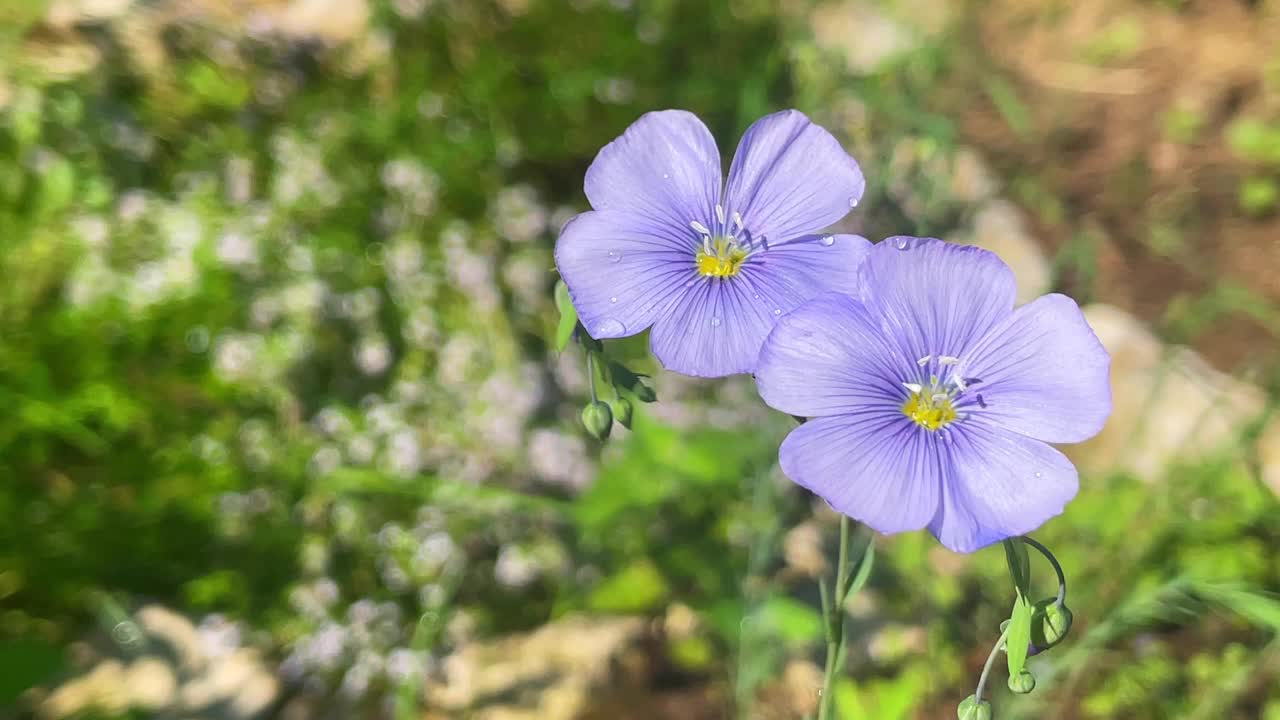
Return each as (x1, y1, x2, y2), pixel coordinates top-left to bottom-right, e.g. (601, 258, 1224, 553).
(817, 515, 853, 720)
(585, 350, 599, 404)
(975, 624, 1012, 703)
(1021, 535, 1067, 606)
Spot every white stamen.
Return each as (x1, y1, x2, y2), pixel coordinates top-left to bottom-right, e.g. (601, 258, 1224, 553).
(931, 393, 950, 403)
(703, 235, 713, 254)
(938, 355, 960, 365)
(916, 355, 932, 366)
(952, 376, 968, 391)
(733, 211, 745, 233)
(715, 204, 726, 226)
(690, 220, 712, 236)
(902, 382, 924, 394)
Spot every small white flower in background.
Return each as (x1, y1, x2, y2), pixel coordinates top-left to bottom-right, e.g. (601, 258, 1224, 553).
(213, 333, 263, 381)
(314, 407, 352, 437)
(225, 155, 254, 204)
(387, 429, 422, 478)
(196, 614, 243, 660)
(216, 230, 258, 268)
(307, 446, 342, 477)
(355, 336, 392, 376)
(492, 184, 547, 243)
(494, 544, 539, 588)
(346, 434, 376, 465)
(386, 648, 424, 683)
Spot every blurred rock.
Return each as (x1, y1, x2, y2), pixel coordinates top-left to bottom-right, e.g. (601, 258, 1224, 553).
(124, 657, 178, 710)
(1066, 304, 1271, 485)
(782, 520, 827, 578)
(810, 2, 918, 75)
(964, 199, 1051, 304)
(424, 615, 648, 720)
(44, 0, 135, 27)
(38, 605, 279, 720)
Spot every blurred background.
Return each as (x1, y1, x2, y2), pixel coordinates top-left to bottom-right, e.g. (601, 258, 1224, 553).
(1, 0, 1278, 718)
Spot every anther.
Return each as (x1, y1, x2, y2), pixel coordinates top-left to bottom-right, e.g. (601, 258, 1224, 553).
(903, 382, 924, 394)
(939, 355, 960, 365)
(715, 204, 726, 226)
(917, 355, 932, 366)
(690, 220, 712, 236)
(733, 211, 745, 233)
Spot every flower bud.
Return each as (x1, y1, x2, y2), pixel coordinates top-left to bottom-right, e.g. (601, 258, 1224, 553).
(957, 695, 992, 720)
(1032, 601, 1073, 649)
(1008, 669, 1036, 694)
(612, 396, 634, 429)
(581, 400, 613, 440)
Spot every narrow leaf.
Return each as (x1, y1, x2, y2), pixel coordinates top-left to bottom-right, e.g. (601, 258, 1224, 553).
(1003, 538, 1031, 598)
(1006, 593, 1033, 677)
(553, 280, 578, 351)
(842, 536, 876, 600)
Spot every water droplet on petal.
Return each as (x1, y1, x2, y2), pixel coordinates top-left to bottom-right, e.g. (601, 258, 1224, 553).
(1034, 472, 1043, 479)
(820, 235, 835, 246)
(684, 278, 697, 288)
(849, 196, 859, 208)
(895, 238, 909, 250)
(607, 250, 623, 264)
(609, 296, 617, 303)
(752, 293, 760, 300)
(710, 316, 722, 328)
(662, 173, 669, 179)
(595, 318, 626, 336)
(773, 308, 782, 316)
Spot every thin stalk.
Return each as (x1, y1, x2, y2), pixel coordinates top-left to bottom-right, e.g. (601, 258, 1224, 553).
(975, 624, 1013, 702)
(1021, 536, 1067, 606)
(817, 515, 852, 720)
(586, 350, 599, 404)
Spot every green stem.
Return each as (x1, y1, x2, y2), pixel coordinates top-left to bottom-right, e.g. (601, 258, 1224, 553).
(1021, 535, 1068, 606)
(817, 515, 853, 720)
(975, 624, 1012, 703)
(586, 350, 599, 404)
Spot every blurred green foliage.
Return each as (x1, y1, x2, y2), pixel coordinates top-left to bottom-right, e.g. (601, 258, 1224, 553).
(0, 0, 1277, 718)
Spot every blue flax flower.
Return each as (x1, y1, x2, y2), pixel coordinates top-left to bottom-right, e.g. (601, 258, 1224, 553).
(755, 237, 1112, 552)
(555, 109, 868, 377)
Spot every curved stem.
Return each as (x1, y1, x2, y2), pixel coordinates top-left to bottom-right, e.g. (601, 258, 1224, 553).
(975, 624, 1012, 703)
(1021, 536, 1067, 606)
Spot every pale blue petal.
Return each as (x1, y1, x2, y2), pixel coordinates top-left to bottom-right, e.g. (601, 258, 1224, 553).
(958, 294, 1112, 444)
(555, 210, 693, 339)
(755, 286, 907, 418)
(724, 110, 865, 246)
(779, 415, 941, 535)
(929, 422, 1079, 553)
(859, 237, 1016, 364)
(585, 110, 722, 238)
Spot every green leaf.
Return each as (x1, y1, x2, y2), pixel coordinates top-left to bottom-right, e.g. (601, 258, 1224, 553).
(587, 559, 669, 613)
(608, 361, 657, 402)
(757, 596, 824, 648)
(554, 280, 578, 351)
(842, 536, 876, 600)
(1006, 593, 1033, 678)
(1003, 538, 1032, 598)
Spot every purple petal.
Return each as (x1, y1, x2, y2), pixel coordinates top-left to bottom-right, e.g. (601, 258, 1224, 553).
(648, 278, 762, 377)
(650, 235, 872, 378)
(554, 210, 693, 339)
(779, 415, 940, 535)
(724, 110, 865, 247)
(962, 294, 1112, 444)
(755, 280, 909, 418)
(929, 422, 1079, 553)
(585, 110, 722, 237)
(859, 237, 1017, 363)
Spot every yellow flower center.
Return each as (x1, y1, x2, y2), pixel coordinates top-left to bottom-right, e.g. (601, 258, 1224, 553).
(695, 236, 748, 278)
(902, 381, 958, 431)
